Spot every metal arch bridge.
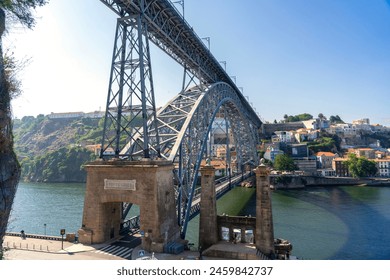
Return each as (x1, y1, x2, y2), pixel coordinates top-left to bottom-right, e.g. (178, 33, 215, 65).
(98, 0, 262, 238)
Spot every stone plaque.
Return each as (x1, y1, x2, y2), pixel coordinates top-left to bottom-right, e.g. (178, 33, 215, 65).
(104, 179, 136, 191)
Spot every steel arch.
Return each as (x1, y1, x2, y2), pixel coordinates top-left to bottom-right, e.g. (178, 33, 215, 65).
(122, 82, 259, 237)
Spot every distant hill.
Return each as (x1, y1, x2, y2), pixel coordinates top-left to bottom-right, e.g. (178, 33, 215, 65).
(13, 114, 104, 182)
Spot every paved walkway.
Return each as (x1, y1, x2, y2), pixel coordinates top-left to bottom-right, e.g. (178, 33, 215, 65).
(2, 235, 200, 260)
(2, 235, 118, 260)
(3, 234, 260, 260)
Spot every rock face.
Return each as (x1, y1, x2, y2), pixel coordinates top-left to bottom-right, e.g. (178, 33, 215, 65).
(0, 7, 21, 256)
(0, 153, 20, 249)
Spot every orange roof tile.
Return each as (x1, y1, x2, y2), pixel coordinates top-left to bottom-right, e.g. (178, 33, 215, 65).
(316, 152, 336, 157)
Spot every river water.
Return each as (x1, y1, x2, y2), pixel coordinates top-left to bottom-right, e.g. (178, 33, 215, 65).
(7, 182, 390, 260)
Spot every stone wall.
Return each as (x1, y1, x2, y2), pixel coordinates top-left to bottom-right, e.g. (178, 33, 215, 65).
(270, 175, 389, 189)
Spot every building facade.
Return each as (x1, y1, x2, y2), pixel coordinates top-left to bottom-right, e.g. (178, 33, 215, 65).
(376, 158, 390, 177)
(332, 158, 349, 177)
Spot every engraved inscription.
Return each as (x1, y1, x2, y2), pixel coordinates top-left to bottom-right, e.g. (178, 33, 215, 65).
(104, 179, 136, 191)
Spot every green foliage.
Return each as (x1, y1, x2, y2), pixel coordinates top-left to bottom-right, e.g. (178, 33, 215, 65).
(283, 113, 313, 123)
(273, 154, 297, 172)
(12, 115, 114, 182)
(344, 154, 377, 178)
(21, 146, 95, 182)
(307, 137, 335, 153)
(329, 115, 344, 124)
(1, 0, 47, 29)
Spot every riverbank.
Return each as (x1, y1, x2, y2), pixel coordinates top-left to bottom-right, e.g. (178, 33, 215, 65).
(270, 175, 390, 189)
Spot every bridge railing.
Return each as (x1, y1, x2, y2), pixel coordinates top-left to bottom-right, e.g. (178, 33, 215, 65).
(120, 216, 140, 235)
(188, 171, 253, 220)
(120, 172, 253, 232)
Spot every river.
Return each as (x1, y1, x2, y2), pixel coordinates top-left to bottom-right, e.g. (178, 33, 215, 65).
(7, 182, 390, 260)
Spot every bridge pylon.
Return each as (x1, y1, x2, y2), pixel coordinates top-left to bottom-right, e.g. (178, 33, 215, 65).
(100, 8, 160, 159)
(78, 160, 180, 252)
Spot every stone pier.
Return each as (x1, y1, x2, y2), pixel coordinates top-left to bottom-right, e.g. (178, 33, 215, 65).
(78, 159, 180, 253)
(254, 164, 275, 257)
(198, 165, 218, 251)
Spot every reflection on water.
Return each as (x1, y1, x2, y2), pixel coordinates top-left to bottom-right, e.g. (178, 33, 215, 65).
(245, 186, 390, 260)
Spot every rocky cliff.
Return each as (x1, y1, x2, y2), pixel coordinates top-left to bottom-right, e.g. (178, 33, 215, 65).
(13, 115, 102, 182)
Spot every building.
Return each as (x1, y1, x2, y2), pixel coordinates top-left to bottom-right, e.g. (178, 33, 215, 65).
(48, 111, 105, 120)
(316, 152, 338, 169)
(317, 169, 336, 177)
(261, 122, 305, 137)
(294, 128, 318, 143)
(272, 131, 295, 143)
(282, 143, 309, 158)
(264, 146, 284, 162)
(353, 118, 370, 125)
(302, 118, 330, 130)
(332, 158, 349, 177)
(48, 112, 84, 119)
(354, 148, 375, 159)
(200, 159, 228, 177)
(84, 111, 105, 118)
(85, 144, 102, 156)
(375, 158, 390, 177)
(293, 157, 318, 175)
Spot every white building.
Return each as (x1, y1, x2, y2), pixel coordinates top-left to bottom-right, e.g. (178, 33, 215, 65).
(376, 158, 390, 177)
(272, 131, 295, 143)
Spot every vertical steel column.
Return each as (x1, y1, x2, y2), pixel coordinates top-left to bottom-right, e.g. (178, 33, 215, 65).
(136, 13, 150, 158)
(224, 108, 232, 185)
(100, 7, 160, 159)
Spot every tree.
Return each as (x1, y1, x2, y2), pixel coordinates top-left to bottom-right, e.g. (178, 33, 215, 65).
(344, 154, 377, 178)
(283, 113, 313, 123)
(273, 154, 297, 172)
(329, 115, 344, 124)
(0, 0, 47, 259)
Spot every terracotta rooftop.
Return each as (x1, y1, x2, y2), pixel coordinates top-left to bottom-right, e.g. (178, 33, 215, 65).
(316, 152, 336, 157)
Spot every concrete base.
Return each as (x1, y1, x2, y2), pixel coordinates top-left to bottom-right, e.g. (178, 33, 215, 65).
(78, 159, 180, 252)
(202, 242, 261, 260)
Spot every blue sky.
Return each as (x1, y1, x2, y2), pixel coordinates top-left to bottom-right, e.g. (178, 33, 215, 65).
(4, 0, 390, 125)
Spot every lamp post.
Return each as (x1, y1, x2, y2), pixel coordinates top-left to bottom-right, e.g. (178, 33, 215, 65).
(173, 0, 184, 19)
(60, 229, 65, 250)
(44, 223, 46, 236)
(201, 37, 210, 51)
(219, 61, 226, 71)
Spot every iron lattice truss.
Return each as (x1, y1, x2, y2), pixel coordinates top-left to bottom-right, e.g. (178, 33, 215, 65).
(99, 0, 260, 125)
(100, 15, 161, 158)
(99, 0, 262, 237)
(121, 82, 259, 236)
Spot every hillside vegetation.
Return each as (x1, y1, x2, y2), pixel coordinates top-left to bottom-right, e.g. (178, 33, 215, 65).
(13, 115, 104, 182)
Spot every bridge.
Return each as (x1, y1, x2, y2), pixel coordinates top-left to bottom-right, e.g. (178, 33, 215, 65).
(78, 0, 264, 253)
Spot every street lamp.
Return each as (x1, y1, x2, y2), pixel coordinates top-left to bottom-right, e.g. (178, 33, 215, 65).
(201, 37, 210, 51)
(60, 229, 65, 250)
(44, 223, 46, 236)
(173, 0, 184, 18)
(219, 61, 226, 71)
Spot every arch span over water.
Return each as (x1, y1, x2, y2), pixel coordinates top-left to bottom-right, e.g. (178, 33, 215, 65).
(122, 82, 260, 236)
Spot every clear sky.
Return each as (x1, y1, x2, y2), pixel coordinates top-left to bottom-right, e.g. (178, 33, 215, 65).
(4, 0, 390, 125)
